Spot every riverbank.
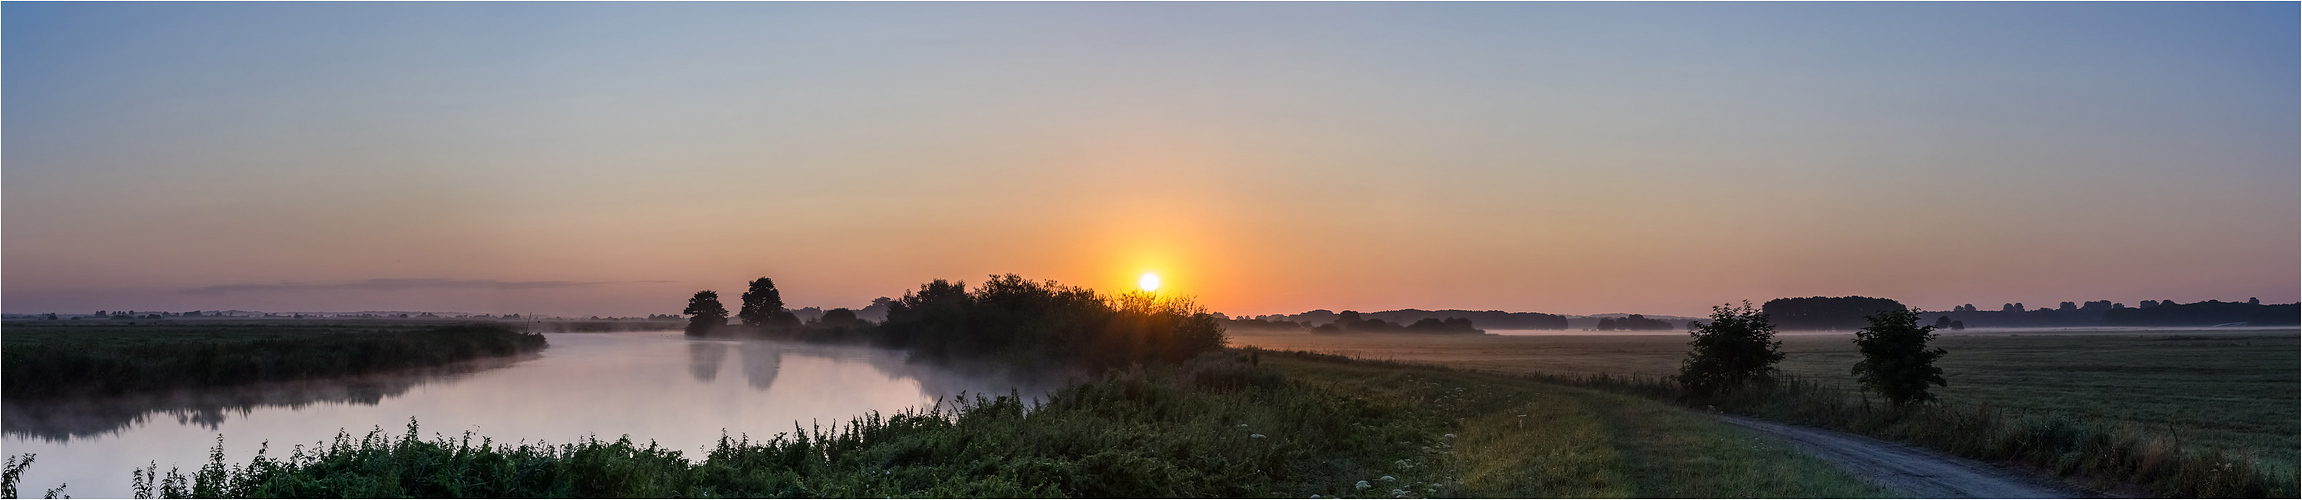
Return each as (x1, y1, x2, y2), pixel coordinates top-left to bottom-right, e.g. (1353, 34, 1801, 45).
(2, 322, 547, 400)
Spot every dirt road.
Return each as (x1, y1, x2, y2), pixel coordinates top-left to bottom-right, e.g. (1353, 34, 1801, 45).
(1717, 415, 2096, 499)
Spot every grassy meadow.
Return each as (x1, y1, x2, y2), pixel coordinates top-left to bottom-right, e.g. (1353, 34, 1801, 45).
(1232, 328, 2301, 495)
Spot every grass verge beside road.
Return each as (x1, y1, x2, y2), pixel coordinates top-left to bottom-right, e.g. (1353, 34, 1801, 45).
(1232, 331, 2296, 497)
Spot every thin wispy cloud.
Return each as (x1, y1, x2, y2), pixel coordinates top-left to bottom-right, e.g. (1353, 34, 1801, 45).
(181, 279, 667, 296)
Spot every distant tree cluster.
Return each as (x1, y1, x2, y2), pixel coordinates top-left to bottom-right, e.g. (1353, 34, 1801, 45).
(877, 275, 1226, 370)
(1220, 318, 1314, 331)
(1252, 309, 1562, 330)
(2103, 299, 2298, 327)
(1596, 314, 1672, 331)
(1761, 296, 1907, 331)
(1307, 310, 1483, 334)
(679, 274, 1227, 370)
(1928, 298, 2302, 328)
(1928, 315, 1966, 330)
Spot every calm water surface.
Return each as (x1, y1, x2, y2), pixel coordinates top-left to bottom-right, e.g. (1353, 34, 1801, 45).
(3, 331, 1046, 498)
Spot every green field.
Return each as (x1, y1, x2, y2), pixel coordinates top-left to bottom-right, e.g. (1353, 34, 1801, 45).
(1, 321, 548, 399)
(1232, 329, 2302, 490)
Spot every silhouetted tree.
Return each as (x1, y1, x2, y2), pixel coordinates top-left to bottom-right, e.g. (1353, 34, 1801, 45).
(1934, 316, 1952, 328)
(1680, 302, 1784, 398)
(683, 291, 728, 336)
(820, 308, 858, 325)
(1612, 314, 1672, 330)
(1851, 308, 1948, 405)
(1949, 320, 1965, 330)
(739, 277, 799, 329)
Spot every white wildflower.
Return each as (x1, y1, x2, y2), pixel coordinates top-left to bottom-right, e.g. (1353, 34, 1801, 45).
(1355, 480, 1371, 490)
(1251, 433, 1267, 439)
(1379, 475, 1395, 481)
(1442, 433, 1455, 439)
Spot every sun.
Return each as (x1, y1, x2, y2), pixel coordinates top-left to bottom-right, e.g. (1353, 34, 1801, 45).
(1138, 272, 1161, 292)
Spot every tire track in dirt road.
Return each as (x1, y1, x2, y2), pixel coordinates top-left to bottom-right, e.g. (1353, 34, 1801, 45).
(1717, 415, 2098, 498)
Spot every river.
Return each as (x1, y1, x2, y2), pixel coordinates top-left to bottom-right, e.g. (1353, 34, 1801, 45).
(2, 331, 1048, 498)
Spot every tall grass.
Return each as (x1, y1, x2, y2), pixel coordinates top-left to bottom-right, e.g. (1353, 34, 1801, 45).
(3, 324, 547, 399)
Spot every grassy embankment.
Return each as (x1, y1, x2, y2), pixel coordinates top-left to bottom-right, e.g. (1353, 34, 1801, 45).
(1233, 329, 2300, 497)
(1, 322, 548, 400)
(52, 352, 1888, 498)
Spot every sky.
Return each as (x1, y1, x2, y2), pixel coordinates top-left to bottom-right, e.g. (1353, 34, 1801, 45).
(5, 2, 2296, 318)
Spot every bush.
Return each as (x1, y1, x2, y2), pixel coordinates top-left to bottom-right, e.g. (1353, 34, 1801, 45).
(1850, 309, 1947, 405)
(1678, 302, 1785, 398)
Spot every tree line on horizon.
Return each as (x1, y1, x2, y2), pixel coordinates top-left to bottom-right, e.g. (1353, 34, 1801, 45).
(1760, 295, 2298, 331)
(1236, 309, 1569, 330)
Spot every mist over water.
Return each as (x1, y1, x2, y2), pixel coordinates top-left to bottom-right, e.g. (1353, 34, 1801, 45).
(1, 331, 1053, 498)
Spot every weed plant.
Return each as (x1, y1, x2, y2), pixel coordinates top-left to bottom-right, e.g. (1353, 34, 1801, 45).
(3, 324, 546, 399)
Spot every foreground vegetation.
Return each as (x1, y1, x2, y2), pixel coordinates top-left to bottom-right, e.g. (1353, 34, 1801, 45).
(11, 352, 1889, 498)
(1233, 329, 2299, 497)
(1, 323, 547, 400)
